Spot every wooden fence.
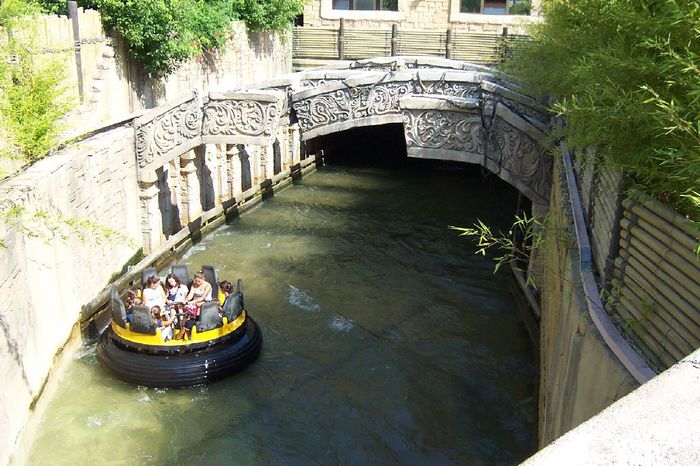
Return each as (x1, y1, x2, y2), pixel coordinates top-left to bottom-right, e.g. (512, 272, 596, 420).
(573, 151, 700, 372)
(29, 6, 107, 103)
(292, 23, 527, 66)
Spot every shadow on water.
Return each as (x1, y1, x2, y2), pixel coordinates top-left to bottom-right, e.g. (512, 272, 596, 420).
(28, 122, 538, 465)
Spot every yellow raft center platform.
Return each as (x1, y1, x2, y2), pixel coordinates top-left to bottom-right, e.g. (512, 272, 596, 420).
(112, 310, 248, 347)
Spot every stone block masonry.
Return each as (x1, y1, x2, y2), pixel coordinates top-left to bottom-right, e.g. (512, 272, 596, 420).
(0, 126, 141, 465)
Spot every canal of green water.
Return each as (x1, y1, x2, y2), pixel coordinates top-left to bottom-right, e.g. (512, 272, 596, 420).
(28, 162, 537, 465)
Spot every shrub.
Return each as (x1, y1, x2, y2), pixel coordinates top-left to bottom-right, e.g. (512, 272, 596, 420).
(229, 0, 305, 31)
(37, 0, 97, 15)
(96, 0, 225, 76)
(504, 0, 700, 220)
(0, 0, 72, 162)
(509, 1, 531, 15)
(50, 0, 306, 77)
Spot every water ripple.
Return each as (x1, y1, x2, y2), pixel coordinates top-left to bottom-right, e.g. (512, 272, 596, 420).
(329, 315, 355, 332)
(288, 284, 321, 312)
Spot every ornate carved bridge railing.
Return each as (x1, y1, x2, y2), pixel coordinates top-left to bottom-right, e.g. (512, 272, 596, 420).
(131, 57, 552, 252)
(289, 62, 552, 203)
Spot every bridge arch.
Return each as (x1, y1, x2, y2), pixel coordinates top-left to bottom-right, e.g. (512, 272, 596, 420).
(290, 57, 552, 203)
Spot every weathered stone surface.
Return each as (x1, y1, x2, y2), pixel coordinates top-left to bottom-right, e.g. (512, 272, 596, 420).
(526, 348, 700, 465)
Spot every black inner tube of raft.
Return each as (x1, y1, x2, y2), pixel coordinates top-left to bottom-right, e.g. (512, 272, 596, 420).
(96, 316, 263, 388)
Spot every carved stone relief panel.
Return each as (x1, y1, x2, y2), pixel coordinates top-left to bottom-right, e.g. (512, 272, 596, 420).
(414, 78, 481, 99)
(135, 97, 203, 169)
(504, 99, 550, 128)
(293, 82, 413, 137)
(487, 117, 551, 200)
(350, 82, 412, 119)
(293, 88, 353, 133)
(202, 99, 280, 140)
(403, 109, 484, 155)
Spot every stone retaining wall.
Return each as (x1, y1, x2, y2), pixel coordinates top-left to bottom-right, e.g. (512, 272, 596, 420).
(0, 126, 141, 464)
(538, 155, 638, 446)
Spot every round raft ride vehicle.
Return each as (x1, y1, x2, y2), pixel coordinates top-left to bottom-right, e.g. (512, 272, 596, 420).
(96, 265, 262, 387)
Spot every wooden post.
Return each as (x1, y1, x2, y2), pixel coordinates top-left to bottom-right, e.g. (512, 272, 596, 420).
(338, 18, 345, 60)
(500, 26, 510, 62)
(391, 23, 398, 57)
(446, 28, 453, 59)
(67, 1, 84, 103)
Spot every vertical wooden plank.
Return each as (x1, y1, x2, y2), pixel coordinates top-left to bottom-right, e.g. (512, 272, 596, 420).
(68, 1, 84, 102)
(338, 18, 345, 60)
(446, 28, 453, 59)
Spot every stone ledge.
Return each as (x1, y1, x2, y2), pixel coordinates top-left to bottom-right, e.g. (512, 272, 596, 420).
(525, 348, 700, 465)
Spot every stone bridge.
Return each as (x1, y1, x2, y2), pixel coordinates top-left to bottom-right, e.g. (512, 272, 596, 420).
(134, 56, 551, 251)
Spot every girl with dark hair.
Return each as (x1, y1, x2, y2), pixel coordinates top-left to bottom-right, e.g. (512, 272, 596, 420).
(143, 275, 166, 310)
(218, 280, 233, 305)
(165, 273, 188, 307)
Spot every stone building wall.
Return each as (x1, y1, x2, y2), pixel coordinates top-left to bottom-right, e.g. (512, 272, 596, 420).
(301, 0, 542, 34)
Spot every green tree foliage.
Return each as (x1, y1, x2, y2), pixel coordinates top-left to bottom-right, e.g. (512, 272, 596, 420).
(36, 0, 97, 15)
(37, 0, 306, 77)
(504, 0, 700, 219)
(96, 0, 233, 76)
(230, 0, 306, 31)
(0, 0, 72, 163)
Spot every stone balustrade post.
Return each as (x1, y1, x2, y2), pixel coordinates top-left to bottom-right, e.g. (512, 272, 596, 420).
(138, 170, 163, 254)
(180, 149, 202, 224)
(289, 124, 301, 165)
(203, 144, 219, 209)
(228, 145, 242, 198)
(212, 143, 228, 204)
(248, 145, 262, 186)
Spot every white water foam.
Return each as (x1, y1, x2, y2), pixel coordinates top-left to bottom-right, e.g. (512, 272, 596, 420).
(136, 386, 152, 403)
(181, 243, 206, 261)
(329, 315, 355, 333)
(288, 284, 321, 312)
(73, 345, 96, 360)
(86, 415, 116, 427)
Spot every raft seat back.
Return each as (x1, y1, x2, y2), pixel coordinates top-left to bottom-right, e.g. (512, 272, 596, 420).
(130, 305, 157, 335)
(171, 264, 190, 288)
(197, 301, 223, 332)
(109, 285, 128, 327)
(201, 265, 218, 299)
(222, 290, 243, 322)
(141, 266, 158, 289)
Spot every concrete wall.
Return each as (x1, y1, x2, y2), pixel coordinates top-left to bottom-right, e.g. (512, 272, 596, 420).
(302, 0, 542, 34)
(526, 348, 700, 465)
(538, 157, 638, 446)
(0, 126, 142, 465)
